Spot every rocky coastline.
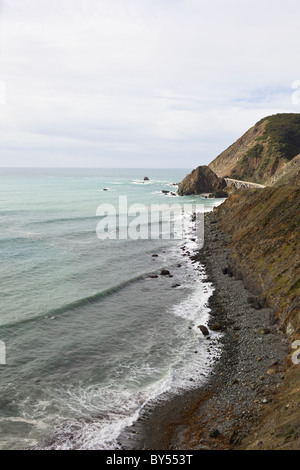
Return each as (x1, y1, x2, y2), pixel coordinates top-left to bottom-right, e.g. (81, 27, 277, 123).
(118, 205, 292, 450)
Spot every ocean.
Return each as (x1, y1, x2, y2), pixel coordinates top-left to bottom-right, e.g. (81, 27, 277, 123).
(0, 168, 224, 450)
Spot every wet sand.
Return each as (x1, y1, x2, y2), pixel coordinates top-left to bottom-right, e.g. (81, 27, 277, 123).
(118, 210, 289, 450)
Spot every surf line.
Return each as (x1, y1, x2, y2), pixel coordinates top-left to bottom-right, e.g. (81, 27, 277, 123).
(106, 454, 140, 467)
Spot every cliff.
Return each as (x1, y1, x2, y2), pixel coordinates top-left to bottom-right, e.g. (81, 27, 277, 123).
(175, 112, 300, 450)
(215, 187, 299, 338)
(271, 153, 300, 187)
(211, 187, 300, 450)
(132, 115, 299, 451)
(209, 113, 300, 185)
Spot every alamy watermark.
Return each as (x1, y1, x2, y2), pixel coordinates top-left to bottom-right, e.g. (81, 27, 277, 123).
(96, 196, 204, 243)
(291, 80, 300, 105)
(0, 341, 6, 365)
(292, 340, 300, 365)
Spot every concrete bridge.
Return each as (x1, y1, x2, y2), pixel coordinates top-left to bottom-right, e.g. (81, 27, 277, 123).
(224, 178, 265, 189)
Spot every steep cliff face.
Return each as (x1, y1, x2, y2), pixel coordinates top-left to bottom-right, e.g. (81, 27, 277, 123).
(271, 154, 300, 187)
(215, 187, 300, 334)
(178, 165, 226, 196)
(209, 113, 300, 185)
(213, 187, 300, 450)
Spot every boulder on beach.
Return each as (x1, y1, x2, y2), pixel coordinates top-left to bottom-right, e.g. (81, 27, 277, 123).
(144, 177, 150, 181)
(198, 325, 210, 336)
(210, 323, 223, 332)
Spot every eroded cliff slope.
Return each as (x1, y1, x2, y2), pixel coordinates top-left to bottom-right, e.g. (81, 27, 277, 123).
(213, 186, 300, 449)
(209, 113, 300, 185)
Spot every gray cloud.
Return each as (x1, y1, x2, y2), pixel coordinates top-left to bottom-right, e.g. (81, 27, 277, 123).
(0, 0, 300, 167)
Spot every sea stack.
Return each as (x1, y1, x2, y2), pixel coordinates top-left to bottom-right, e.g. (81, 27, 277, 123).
(178, 165, 226, 196)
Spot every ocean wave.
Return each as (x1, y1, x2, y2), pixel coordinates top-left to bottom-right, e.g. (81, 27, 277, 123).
(0, 270, 162, 330)
(0, 232, 46, 243)
(33, 215, 98, 226)
(46, 274, 149, 315)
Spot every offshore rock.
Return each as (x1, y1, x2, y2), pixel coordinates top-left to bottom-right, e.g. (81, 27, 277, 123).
(160, 269, 171, 276)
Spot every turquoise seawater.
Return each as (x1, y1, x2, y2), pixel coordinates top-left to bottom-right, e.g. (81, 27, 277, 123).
(0, 168, 223, 450)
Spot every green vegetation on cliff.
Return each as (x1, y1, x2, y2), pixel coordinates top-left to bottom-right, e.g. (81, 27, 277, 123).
(258, 113, 300, 161)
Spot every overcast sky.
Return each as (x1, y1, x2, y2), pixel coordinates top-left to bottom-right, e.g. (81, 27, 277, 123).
(0, 0, 300, 168)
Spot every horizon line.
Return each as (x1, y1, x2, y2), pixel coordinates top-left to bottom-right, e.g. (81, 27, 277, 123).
(0, 166, 193, 170)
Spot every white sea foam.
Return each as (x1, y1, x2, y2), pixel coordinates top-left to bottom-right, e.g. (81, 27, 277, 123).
(24, 369, 174, 450)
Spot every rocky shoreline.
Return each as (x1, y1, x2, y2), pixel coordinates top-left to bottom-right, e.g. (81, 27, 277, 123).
(118, 209, 290, 450)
